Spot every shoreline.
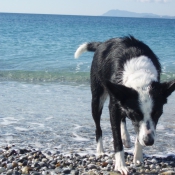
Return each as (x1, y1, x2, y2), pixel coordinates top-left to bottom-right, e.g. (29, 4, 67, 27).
(0, 145, 175, 175)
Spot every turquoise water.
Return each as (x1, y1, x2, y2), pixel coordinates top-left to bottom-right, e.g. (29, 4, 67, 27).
(0, 13, 175, 83)
(0, 13, 175, 156)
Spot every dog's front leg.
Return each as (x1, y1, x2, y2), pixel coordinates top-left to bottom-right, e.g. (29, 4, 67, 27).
(133, 137, 143, 164)
(109, 101, 129, 175)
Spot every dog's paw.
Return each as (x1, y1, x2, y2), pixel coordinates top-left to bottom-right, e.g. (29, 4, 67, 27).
(114, 151, 129, 175)
(115, 165, 129, 175)
(97, 137, 105, 155)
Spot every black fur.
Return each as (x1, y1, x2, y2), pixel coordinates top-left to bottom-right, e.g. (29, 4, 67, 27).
(75, 36, 175, 173)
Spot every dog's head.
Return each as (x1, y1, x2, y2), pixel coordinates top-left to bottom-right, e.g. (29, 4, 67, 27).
(106, 80, 175, 146)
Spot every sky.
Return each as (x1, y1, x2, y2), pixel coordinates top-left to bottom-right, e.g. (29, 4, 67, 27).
(0, 0, 175, 17)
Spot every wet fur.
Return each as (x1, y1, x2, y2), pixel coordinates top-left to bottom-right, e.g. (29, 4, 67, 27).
(75, 36, 175, 175)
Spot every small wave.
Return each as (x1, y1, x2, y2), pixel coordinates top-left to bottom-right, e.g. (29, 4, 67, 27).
(161, 72, 175, 82)
(72, 132, 89, 141)
(0, 70, 90, 84)
(0, 70, 175, 84)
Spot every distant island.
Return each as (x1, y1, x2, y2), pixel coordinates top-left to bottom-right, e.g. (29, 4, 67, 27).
(103, 9, 175, 19)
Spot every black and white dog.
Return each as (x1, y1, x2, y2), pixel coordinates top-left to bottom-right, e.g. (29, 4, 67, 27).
(74, 36, 175, 175)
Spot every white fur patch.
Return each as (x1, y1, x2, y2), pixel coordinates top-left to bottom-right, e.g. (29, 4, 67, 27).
(97, 137, 104, 155)
(122, 56, 158, 89)
(139, 119, 155, 146)
(74, 43, 88, 59)
(114, 151, 129, 174)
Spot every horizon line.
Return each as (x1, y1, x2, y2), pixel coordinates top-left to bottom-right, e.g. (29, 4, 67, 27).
(0, 11, 174, 19)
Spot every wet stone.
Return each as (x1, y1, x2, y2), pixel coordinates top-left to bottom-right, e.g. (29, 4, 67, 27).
(12, 170, 21, 175)
(0, 167, 6, 173)
(31, 172, 42, 175)
(150, 164, 156, 169)
(151, 158, 158, 164)
(70, 170, 79, 175)
(54, 167, 63, 173)
(1, 147, 175, 174)
(63, 168, 71, 174)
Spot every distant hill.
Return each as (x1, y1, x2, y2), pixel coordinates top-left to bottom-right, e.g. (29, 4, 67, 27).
(103, 9, 175, 19)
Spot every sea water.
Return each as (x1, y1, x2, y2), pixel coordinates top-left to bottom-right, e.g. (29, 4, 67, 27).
(0, 13, 175, 156)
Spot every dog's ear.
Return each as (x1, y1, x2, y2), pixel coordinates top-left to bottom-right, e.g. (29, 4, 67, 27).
(161, 79, 175, 99)
(106, 81, 138, 103)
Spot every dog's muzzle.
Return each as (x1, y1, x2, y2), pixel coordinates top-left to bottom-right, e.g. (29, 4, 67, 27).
(138, 121, 156, 146)
(143, 133, 154, 146)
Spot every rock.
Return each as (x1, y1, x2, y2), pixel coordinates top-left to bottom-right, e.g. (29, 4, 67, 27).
(12, 170, 21, 175)
(106, 159, 113, 164)
(54, 167, 62, 173)
(6, 169, 13, 175)
(88, 164, 97, 169)
(156, 165, 161, 169)
(150, 164, 156, 169)
(151, 158, 158, 164)
(22, 160, 28, 166)
(101, 162, 108, 167)
(160, 170, 175, 175)
(12, 161, 18, 168)
(170, 161, 175, 167)
(31, 172, 42, 175)
(8, 150, 17, 156)
(89, 156, 95, 161)
(71, 170, 79, 175)
(167, 155, 175, 161)
(63, 168, 71, 174)
(0, 167, 6, 173)
(42, 158, 48, 162)
(109, 172, 121, 175)
(19, 149, 30, 154)
(21, 166, 29, 174)
(6, 163, 13, 170)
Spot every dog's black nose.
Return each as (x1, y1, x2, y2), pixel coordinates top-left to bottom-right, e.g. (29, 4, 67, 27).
(144, 134, 154, 146)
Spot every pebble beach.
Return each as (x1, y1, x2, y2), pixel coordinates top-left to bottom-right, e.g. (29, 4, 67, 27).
(0, 145, 175, 175)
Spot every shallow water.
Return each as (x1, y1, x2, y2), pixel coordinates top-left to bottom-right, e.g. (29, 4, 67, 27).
(0, 81, 175, 157)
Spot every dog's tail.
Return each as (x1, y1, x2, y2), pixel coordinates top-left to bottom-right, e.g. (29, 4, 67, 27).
(74, 42, 102, 59)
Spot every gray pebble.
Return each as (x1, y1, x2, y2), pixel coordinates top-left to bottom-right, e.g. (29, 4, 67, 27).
(88, 163, 97, 169)
(63, 168, 71, 174)
(12, 170, 21, 175)
(6, 163, 13, 170)
(6, 169, 13, 175)
(70, 170, 79, 175)
(106, 159, 113, 164)
(151, 158, 158, 164)
(31, 172, 42, 175)
(0, 167, 6, 173)
(150, 164, 156, 169)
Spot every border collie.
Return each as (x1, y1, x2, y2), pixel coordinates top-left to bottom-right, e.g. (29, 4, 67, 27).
(74, 36, 175, 175)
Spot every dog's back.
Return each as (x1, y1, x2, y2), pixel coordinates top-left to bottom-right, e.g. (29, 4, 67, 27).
(75, 36, 161, 88)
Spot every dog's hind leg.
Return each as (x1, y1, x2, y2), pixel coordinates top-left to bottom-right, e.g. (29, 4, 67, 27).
(121, 118, 132, 148)
(91, 79, 107, 155)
